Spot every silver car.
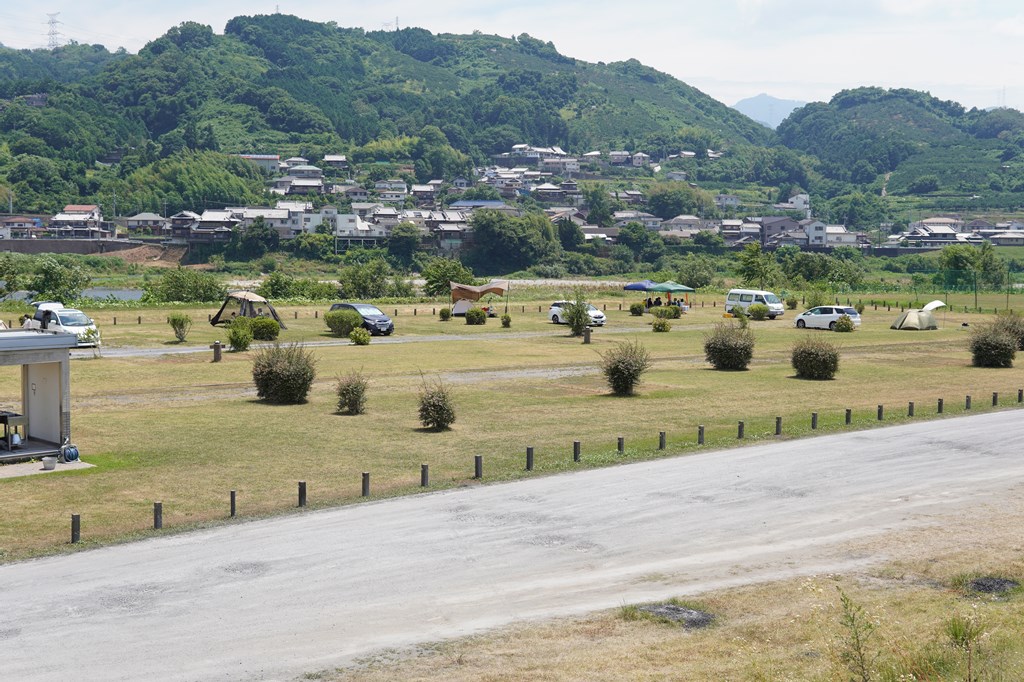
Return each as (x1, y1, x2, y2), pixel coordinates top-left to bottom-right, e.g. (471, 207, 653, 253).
(549, 301, 606, 326)
(794, 306, 861, 330)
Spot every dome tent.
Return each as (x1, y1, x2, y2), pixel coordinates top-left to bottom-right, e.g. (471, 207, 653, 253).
(891, 300, 945, 330)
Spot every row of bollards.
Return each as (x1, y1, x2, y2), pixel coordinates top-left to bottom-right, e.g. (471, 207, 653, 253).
(69, 388, 1023, 543)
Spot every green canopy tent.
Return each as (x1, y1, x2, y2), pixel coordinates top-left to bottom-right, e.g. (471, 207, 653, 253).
(647, 281, 695, 307)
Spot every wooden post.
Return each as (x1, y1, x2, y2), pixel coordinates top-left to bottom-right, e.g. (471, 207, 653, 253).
(71, 514, 80, 544)
(583, 327, 591, 344)
(617, 436, 624, 454)
(966, 395, 972, 410)
(877, 405, 884, 421)
(153, 502, 162, 530)
(659, 431, 666, 450)
(737, 421, 744, 439)
(845, 408, 852, 425)
(361, 472, 370, 497)
(138, 316, 142, 325)
(993, 392, 999, 407)
(298, 481, 306, 507)
(775, 416, 782, 435)
(230, 490, 236, 517)
(698, 425, 705, 445)
(474, 455, 483, 479)
(421, 464, 429, 487)
(1018, 389, 1023, 403)
(294, 311, 298, 319)
(938, 398, 944, 414)
(210, 340, 222, 362)
(573, 440, 581, 462)
(526, 446, 534, 471)
(908, 401, 914, 417)
(811, 412, 818, 430)
(113, 316, 117, 325)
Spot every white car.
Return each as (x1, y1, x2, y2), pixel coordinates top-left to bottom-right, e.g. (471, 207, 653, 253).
(794, 305, 861, 330)
(549, 301, 606, 326)
(25, 302, 101, 346)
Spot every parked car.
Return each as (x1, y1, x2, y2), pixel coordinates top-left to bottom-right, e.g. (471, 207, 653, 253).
(328, 302, 394, 335)
(794, 306, 861, 330)
(24, 302, 101, 346)
(725, 289, 785, 319)
(548, 301, 606, 326)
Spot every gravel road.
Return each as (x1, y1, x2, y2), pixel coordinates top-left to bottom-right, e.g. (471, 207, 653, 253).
(3, 411, 1023, 681)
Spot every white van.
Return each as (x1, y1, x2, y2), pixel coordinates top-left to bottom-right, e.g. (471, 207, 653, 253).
(725, 289, 785, 319)
(24, 302, 101, 346)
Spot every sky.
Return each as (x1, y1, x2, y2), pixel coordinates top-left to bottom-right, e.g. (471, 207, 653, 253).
(1, 0, 1023, 112)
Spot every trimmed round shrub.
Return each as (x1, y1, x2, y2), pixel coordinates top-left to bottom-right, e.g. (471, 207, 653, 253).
(747, 303, 769, 321)
(786, 297, 798, 310)
(833, 314, 856, 332)
(791, 337, 840, 379)
(250, 317, 281, 341)
(325, 309, 364, 337)
(465, 307, 487, 325)
(652, 318, 672, 332)
(970, 324, 1016, 368)
(629, 302, 645, 316)
(251, 343, 317, 404)
(600, 339, 652, 396)
(501, 314, 512, 328)
(349, 327, 371, 345)
(167, 312, 192, 342)
(703, 322, 755, 370)
(992, 312, 1024, 350)
(336, 370, 368, 415)
(651, 305, 681, 319)
(419, 378, 455, 430)
(439, 307, 452, 321)
(227, 316, 253, 352)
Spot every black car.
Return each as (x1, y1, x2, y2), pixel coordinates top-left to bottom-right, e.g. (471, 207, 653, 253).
(329, 302, 395, 335)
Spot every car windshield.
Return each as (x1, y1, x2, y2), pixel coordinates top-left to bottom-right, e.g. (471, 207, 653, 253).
(57, 310, 91, 326)
(351, 304, 385, 316)
(764, 294, 781, 304)
(587, 304, 601, 313)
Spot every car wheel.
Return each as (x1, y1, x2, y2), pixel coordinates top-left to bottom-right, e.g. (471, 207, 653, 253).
(552, 314, 560, 324)
(796, 319, 806, 328)
(828, 321, 837, 330)
(768, 315, 777, 320)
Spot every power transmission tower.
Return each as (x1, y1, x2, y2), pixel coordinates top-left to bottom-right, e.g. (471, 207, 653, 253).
(46, 13, 63, 50)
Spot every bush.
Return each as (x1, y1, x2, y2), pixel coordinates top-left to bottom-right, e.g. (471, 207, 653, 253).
(651, 305, 681, 319)
(439, 307, 452, 321)
(418, 378, 456, 430)
(227, 316, 253, 352)
(336, 370, 368, 415)
(600, 339, 653, 396)
(465, 307, 487, 325)
(992, 312, 1024, 350)
(786, 297, 798, 310)
(167, 312, 192, 342)
(563, 294, 591, 337)
(501, 314, 511, 328)
(652, 318, 671, 332)
(703, 323, 755, 370)
(251, 343, 317, 404)
(629, 302, 645, 316)
(143, 268, 226, 303)
(833, 314, 855, 332)
(349, 327, 371, 345)
(791, 337, 840, 379)
(854, 302, 865, 314)
(747, 303, 769, 321)
(731, 307, 749, 328)
(970, 324, 1016, 368)
(805, 290, 828, 308)
(325, 309, 364, 337)
(250, 317, 280, 341)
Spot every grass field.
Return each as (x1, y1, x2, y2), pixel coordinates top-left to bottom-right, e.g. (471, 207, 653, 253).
(2, 290, 1024, 564)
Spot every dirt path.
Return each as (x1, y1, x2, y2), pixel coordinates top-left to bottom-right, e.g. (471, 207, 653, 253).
(2, 411, 1023, 681)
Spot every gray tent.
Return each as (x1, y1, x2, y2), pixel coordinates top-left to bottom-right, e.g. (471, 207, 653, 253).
(890, 300, 945, 330)
(210, 291, 287, 328)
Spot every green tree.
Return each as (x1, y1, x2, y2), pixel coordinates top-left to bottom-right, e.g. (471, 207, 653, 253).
(736, 243, 783, 290)
(142, 267, 226, 303)
(468, 209, 555, 273)
(226, 216, 280, 261)
(30, 257, 91, 302)
(556, 217, 584, 251)
(646, 182, 713, 220)
(583, 184, 613, 227)
(387, 222, 422, 268)
(421, 257, 475, 296)
(691, 230, 726, 254)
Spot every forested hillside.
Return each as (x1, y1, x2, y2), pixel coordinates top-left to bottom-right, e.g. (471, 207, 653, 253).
(2, 15, 1024, 217)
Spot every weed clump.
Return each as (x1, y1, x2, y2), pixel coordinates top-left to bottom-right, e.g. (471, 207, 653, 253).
(419, 378, 455, 430)
(167, 312, 192, 342)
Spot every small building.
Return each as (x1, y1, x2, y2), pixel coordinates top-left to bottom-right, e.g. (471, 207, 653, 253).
(0, 330, 77, 461)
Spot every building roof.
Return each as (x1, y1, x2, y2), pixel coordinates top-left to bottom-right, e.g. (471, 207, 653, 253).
(127, 212, 165, 221)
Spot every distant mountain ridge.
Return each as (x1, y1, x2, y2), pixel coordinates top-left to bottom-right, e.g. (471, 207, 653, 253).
(732, 94, 806, 129)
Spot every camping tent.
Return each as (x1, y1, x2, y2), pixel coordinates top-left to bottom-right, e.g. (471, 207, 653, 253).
(891, 300, 945, 331)
(647, 280, 695, 306)
(210, 291, 287, 328)
(450, 280, 510, 316)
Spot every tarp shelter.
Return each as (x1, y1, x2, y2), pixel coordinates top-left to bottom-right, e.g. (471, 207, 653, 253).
(210, 291, 287, 329)
(623, 279, 656, 291)
(450, 280, 510, 316)
(891, 300, 946, 330)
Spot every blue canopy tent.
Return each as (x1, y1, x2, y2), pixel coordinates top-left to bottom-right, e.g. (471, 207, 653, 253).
(623, 279, 656, 291)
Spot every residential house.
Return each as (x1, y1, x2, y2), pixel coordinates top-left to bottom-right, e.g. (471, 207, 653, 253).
(338, 185, 369, 202)
(757, 216, 800, 244)
(987, 232, 1024, 247)
(532, 183, 565, 202)
(715, 194, 741, 211)
(610, 190, 645, 205)
(321, 154, 349, 170)
(608, 151, 631, 165)
(632, 152, 651, 167)
(825, 225, 857, 247)
(236, 154, 280, 174)
(801, 219, 828, 246)
(351, 202, 384, 219)
(124, 212, 167, 234)
(49, 205, 112, 239)
(910, 216, 965, 233)
(1, 216, 41, 239)
(773, 192, 811, 217)
(665, 171, 688, 182)
(335, 213, 389, 250)
(661, 214, 704, 231)
(613, 211, 662, 230)
(410, 184, 438, 203)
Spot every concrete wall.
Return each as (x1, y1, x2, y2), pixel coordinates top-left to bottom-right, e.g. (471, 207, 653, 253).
(0, 239, 143, 255)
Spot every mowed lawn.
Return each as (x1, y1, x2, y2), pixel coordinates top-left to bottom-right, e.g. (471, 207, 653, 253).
(2, 295, 1024, 560)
